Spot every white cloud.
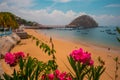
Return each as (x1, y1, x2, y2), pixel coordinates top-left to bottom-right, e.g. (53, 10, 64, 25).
(105, 4, 120, 8)
(0, 0, 34, 9)
(91, 15, 120, 26)
(16, 9, 80, 25)
(0, 0, 120, 26)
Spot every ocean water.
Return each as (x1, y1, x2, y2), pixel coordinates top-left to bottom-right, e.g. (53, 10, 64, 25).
(37, 26, 120, 49)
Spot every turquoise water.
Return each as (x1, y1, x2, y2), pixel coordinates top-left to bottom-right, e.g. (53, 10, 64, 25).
(37, 26, 120, 49)
(0, 31, 12, 36)
(0, 28, 12, 36)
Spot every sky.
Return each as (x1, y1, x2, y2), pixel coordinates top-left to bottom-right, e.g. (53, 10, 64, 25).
(0, 0, 120, 26)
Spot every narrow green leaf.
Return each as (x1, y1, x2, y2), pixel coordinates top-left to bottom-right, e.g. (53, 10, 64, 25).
(67, 57, 77, 75)
(13, 69, 19, 80)
(36, 40, 40, 46)
(19, 58, 24, 71)
(35, 65, 40, 80)
(3, 73, 12, 80)
(100, 67, 106, 76)
(117, 37, 120, 42)
(116, 27, 120, 34)
(32, 36, 35, 41)
(63, 61, 75, 76)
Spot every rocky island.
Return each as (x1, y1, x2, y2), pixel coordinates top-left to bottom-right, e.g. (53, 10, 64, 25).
(67, 15, 98, 28)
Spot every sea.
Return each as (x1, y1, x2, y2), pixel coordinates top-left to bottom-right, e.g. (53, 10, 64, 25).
(36, 26, 120, 49)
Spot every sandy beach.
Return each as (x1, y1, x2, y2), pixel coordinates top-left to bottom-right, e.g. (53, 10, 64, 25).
(1, 29, 120, 80)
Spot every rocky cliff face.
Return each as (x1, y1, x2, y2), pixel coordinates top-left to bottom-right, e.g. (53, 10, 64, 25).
(68, 15, 98, 28)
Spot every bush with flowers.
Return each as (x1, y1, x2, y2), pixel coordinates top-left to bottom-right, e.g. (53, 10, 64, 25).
(68, 48, 105, 80)
(0, 35, 106, 80)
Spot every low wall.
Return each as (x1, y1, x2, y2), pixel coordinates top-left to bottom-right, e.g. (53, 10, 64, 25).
(0, 33, 20, 56)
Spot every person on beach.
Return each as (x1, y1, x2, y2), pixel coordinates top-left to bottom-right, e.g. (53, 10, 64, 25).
(108, 48, 110, 51)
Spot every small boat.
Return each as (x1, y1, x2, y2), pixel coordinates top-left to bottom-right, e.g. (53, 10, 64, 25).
(100, 30, 104, 32)
(81, 32, 88, 34)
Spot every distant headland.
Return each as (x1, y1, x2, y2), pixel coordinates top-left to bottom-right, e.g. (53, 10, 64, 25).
(66, 15, 98, 28)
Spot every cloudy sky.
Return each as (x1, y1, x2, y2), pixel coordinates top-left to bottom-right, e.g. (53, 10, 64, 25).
(0, 0, 120, 26)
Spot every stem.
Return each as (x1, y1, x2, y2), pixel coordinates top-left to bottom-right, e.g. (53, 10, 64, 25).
(114, 57, 119, 80)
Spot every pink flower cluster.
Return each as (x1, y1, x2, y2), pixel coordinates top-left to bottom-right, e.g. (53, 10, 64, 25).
(70, 48, 94, 66)
(41, 69, 72, 80)
(14, 52, 25, 59)
(5, 52, 25, 66)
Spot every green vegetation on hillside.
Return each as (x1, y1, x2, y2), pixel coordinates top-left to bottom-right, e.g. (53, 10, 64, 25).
(0, 12, 38, 29)
(16, 16, 38, 26)
(0, 12, 18, 29)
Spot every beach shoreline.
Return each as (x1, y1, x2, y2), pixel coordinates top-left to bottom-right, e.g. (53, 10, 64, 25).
(1, 29, 120, 80)
(35, 30, 120, 52)
(36, 29, 120, 53)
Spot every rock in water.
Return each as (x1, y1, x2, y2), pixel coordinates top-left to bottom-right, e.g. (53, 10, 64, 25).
(68, 15, 98, 28)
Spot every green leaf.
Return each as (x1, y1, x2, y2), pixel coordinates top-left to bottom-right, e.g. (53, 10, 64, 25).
(91, 66, 105, 80)
(32, 36, 35, 41)
(39, 43, 43, 49)
(13, 69, 19, 80)
(45, 48, 48, 53)
(63, 61, 75, 76)
(19, 58, 24, 71)
(51, 49, 56, 54)
(36, 40, 40, 46)
(35, 65, 40, 80)
(114, 57, 118, 62)
(100, 67, 106, 76)
(117, 37, 120, 42)
(116, 27, 120, 34)
(67, 57, 77, 75)
(3, 73, 12, 80)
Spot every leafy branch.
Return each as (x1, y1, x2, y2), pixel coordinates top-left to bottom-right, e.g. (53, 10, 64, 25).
(29, 35, 58, 70)
(30, 35, 56, 56)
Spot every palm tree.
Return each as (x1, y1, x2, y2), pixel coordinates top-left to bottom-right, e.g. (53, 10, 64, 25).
(0, 12, 18, 29)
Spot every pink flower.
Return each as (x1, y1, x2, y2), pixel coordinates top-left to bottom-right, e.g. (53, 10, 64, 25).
(58, 72, 66, 80)
(80, 52, 91, 64)
(70, 48, 94, 65)
(46, 70, 72, 80)
(89, 59, 94, 66)
(55, 69, 60, 76)
(4, 52, 26, 66)
(66, 76, 72, 80)
(70, 48, 83, 61)
(48, 73, 54, 80)
(14, 52, 25, 59)
(41, 74, 46, 80)
(5, 52, 15, 65)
